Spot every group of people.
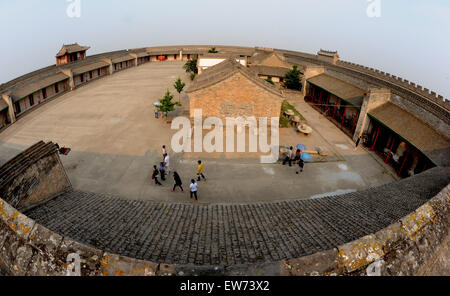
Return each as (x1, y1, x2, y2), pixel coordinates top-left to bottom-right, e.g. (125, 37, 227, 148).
(282, 146, 305, 174)
(151, 145, 206, 201)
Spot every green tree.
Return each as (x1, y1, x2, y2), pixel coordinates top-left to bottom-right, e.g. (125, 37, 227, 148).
(184, 59, 198, 74)
(208, 47, 218, 53)
(190, 73, 197, 81)
(284, 65, 303, 90)
(173, 78, 186, 103)
(156, 90, 181, 117)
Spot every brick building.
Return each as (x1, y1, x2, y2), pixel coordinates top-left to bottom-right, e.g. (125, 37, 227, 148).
(187, 59, 284, 120)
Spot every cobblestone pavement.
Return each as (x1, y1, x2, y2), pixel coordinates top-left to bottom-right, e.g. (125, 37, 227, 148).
(25, 167, 450, 265)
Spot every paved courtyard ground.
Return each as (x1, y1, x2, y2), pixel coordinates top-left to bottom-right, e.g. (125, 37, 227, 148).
(0, 62, 395, 204)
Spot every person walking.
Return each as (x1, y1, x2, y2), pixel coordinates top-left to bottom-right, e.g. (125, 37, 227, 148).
(164, 154, 170, 174)
(171, 171, 184, 192)
(159, 162, 166, 181)
(154, 109, 159, 119)
(294, 148, 301, 163)
(189, 179, 198, 201)
(296, 158, 305, 174)
(283, 146, 294, 166)
(197, 160, 206, 181)
(162, 145, 167, 158)
(152, 165, 162, 185)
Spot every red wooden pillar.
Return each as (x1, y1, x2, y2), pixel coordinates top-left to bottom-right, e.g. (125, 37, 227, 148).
(333, 99, 338, 119)
(352, 111, 359, 133)
(370, 127, 381, 151)
(325, 95, 329, 114)
(399, 150, 410, 175)
(312, 87, 315, 101)
(341, 105, 347, 128)
(385, 138, 395, 163)
(318, 91, 323, 110)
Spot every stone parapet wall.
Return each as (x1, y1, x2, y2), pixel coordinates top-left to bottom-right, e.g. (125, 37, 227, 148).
(0, 141, 72, 210)
(337, 60, 448, 109)
(1, 184, 447, 276)
(281, 184, 449, 276)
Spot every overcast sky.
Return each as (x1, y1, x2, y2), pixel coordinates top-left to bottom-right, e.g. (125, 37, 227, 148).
(1, 0, 449, 98)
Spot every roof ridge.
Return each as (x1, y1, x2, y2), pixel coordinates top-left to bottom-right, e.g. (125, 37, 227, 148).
(187, 58, 283, 97)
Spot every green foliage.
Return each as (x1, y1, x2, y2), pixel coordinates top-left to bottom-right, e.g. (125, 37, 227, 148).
(184, 59, 198, 74)
(208, 47, 218, 53)
(173, 78, 186, 101)
(265, 78, 275, 85)
(279, 100, 305, 128)
(190, 72, 197, 81)
(284, 65, 303, 91)
(156, 90, 181, 115)
(173, 77, 186, 102)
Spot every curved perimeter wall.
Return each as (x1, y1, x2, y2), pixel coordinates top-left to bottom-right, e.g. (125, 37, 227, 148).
(0, 142, 448, 276)
(1, 45, 449, 130)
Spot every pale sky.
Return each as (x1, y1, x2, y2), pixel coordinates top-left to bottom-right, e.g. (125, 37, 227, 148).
(1, 0, 449, 98)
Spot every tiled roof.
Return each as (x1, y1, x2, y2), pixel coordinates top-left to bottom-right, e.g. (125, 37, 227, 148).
(307, 74, 366, 104)
(186, 59, 284, 97)
(369, 102, 450, 166)
(318, 49, 339, 58)
(10, 72, 70, 102)
(249, 51, 287, 65)
(56, 43, 90, 57)
(111, 54, 135, 64)
(71, 61, 110, 75)
(249, 65, 290, 77)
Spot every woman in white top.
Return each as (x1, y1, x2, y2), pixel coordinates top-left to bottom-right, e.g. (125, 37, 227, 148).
(164, 154, 170, 174)
(189, 179, 198, 201)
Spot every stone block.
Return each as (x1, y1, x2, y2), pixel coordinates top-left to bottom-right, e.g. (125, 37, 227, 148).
(26, 251, 66, 276)
(28, 223, 63, 254)
(57, 237, 104, 276)
(383, 238, 421, 276)
(337, 234, 385, 273)
(99, 253, 160, 276)
(175, 264, 224, 276)
(0, 199, 35, 240)
(0, 222, 10, 250)
(400, 203, 436, 242)
(0, 228, 26, 273)
(158, 263, 175, 276)
(280, 248, 341, 276)
(11, 244, 34, 276)
(224, 262, 280, 276)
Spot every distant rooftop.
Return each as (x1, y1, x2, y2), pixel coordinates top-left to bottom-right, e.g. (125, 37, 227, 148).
(56, 43, 90, 57)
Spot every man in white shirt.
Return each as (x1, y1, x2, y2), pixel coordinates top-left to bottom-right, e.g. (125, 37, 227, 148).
(162, 145, 167, 158)
(189, 179, 198, 201)
(283, 146, 294, 167)
(164, 154, 170, 174)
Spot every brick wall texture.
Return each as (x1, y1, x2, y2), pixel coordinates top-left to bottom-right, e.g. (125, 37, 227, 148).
(189, 72, 282, 119)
